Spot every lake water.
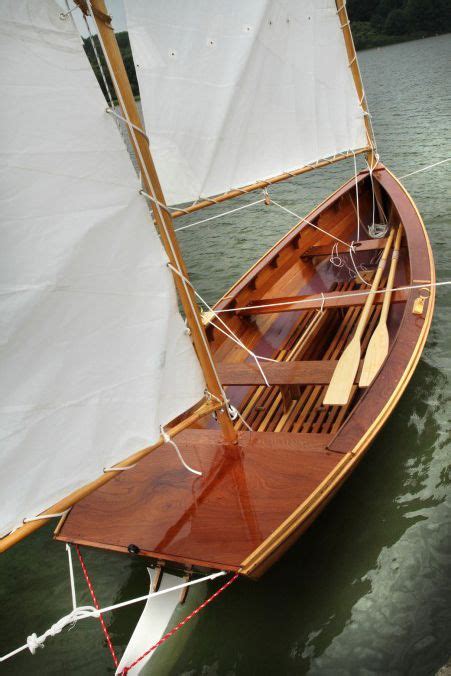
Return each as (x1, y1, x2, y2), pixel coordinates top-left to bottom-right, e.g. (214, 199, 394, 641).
(1, 34, 450, 676)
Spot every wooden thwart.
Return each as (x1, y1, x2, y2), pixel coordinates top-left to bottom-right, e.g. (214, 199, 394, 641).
(302, 236, 392, 258)
(217, 360, 363, 386)
(236, 288, 407, 316)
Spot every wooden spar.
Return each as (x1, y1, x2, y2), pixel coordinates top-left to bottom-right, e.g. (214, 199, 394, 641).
(0, 399, 221, 553)
(335, 1, 377, 169)
(323, 229, 395, 406)
(170, 147, 371, 220)
(87, 0, 236, 443)
(359, 225, 403, 386)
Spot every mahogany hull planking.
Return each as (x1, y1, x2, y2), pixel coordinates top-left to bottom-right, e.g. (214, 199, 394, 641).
(56, 165, 435, 579)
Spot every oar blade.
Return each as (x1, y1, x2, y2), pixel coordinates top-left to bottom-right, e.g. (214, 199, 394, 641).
(359, 322, 389, 387)
(323, 337, 361, 406)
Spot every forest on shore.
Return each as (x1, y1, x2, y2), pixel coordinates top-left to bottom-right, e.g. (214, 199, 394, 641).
(83, 1, 451, 100)
(348, 0, 451, 50)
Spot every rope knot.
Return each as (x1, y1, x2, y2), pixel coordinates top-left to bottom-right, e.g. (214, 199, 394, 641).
(26, 633, 43, 655)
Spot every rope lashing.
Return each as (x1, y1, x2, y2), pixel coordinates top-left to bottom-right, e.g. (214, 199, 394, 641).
(160, 426, 202, 476)
(105, 108, 149, 141)
(205, 390, 254, 432)
(25, 607, 98, 656)
(139, 189, 190, 216)
(119, 573, 240, 675)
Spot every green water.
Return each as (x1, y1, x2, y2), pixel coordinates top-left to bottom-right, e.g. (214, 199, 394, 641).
(1, 35, 450, 675)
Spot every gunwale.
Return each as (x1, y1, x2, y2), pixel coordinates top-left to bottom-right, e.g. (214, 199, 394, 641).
(55, 165, 435, 579)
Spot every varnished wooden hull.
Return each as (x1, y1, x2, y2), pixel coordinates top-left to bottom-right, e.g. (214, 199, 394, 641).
(56, 164, 435, 579)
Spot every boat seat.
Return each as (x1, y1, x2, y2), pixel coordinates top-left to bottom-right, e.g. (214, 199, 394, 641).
(301, 236, 399, 258)
(217, 360, 363, 387)
(236, 288, 407, 316)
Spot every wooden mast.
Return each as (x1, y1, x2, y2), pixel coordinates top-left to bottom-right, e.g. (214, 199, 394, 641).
(335, 0, 377, 169)
(86, 0, 237, 443)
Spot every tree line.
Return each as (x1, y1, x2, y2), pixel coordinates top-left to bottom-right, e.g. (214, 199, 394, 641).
(347, 0, 451, 49)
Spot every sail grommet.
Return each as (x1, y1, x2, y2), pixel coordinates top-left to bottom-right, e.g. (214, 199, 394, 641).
(128, 544, 140, 555)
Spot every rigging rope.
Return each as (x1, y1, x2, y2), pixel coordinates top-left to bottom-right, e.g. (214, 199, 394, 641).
(214, 280, 450, 315)
(119, 573, 240, 675)
(75, 544, 119, 668)
(160, 426, 202, 476)
(399, 157, 451, 179)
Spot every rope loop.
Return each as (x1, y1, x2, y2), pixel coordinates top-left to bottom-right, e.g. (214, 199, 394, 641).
(160, 426, 202, 476)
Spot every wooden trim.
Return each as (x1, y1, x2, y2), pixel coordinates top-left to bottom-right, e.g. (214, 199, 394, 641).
(0, 399, 220, 553)
(335, 1, 376, 166)
(170, 147, 371, 219)
(90, 1, 236, 443)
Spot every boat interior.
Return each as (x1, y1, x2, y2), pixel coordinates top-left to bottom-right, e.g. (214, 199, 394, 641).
(56, 166, 433, 578)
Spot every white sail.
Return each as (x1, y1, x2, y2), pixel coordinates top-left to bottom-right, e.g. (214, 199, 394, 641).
(123, 0, 369, 206)
(0, 0, 205, 537)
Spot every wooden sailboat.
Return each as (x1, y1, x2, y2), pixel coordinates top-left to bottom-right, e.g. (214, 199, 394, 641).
(0, 0, 435, 668)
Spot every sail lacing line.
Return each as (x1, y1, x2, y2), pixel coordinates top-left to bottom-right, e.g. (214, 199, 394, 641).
(106, 107, 149, 141)
(160, 426, 202, 476)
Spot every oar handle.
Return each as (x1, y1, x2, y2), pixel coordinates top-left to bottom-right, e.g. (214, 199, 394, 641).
(355, 228, 395, 341)
(381, 225, 403, 323)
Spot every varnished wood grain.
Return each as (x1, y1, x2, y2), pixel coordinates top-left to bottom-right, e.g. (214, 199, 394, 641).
(217, 360, 364, 386)
(57, 430, 340, 570)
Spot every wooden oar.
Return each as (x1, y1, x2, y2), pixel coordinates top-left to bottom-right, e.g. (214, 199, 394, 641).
(323, 228, 395, 406)
(359, 224, 403, 387)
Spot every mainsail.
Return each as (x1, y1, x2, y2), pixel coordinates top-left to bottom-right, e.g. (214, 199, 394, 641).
(123, 0, 370, 206)
(0, 0, 205, 537)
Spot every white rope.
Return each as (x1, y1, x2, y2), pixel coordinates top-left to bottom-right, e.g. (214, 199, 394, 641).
(139, 190, 190, 216)
(400, 157, 451, 179)
(103, 464, 136, 472)
(270, 199, 352, 249)
(105, 108, 149, 141)
(228, 403, 254, 432)
(82, 14, 116, 115)
(353, 151, 360, 242)
(23, 510, 69, 524)
(0, 571, 225, 663)
(167, 263, 277, 389)
(85, 1, 230, 414)
(160, 426, 202, 476)
(174, 198, 265, 232)
(66, 544, 77, 612)
(214, 280, 451, 314)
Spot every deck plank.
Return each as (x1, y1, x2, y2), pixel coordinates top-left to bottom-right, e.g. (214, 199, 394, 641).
(56, 429, 342, 571)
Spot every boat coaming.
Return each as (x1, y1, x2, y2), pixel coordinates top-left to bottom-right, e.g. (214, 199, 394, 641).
(56, 164, 435, 579)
